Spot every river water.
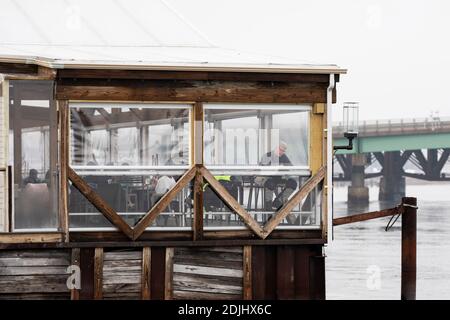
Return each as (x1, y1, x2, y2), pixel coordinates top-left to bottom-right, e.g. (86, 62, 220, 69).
(326, 180, 450, 300)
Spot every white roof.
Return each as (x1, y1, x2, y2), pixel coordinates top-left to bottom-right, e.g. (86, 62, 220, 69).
(0, 0, 345, 74)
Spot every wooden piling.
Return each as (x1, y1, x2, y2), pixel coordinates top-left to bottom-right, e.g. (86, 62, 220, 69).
(401, 197, 417, 300)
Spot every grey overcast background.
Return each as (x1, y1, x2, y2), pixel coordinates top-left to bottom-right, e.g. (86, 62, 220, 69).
(2, 0, 449, 121)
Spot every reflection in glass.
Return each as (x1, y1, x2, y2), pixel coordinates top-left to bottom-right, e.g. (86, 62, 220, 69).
(68, 103, 191, 230)
(203, 174, 320, 228)
(204, 105, 309, 167)
(9, 80, 58, 230)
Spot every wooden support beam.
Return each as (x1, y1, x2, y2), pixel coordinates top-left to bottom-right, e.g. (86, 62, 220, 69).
(56, 79, 328, 103)
(58, 101, 69, 241)
(141, 247, 151, 300)
(70, 248, 81, 300)
(57, 69, 333, 82)
(193, 167, 204, 240)
(200, 166, 266, 239)
(0, 232, 63, 243)
(164, 248, 174, 300)
(68, 167, 134, 239)
(333, 206, 402, 226)
(94, 247, 103, 300)
(0, 62, 38, 74)
(310, 104, 324, 175)
(243, 245, 252, 300)
(264, 166, 326, 237)
(96, 108, 111, 122)
(133, 166, 196, 240)
(401, 197, 417, 300)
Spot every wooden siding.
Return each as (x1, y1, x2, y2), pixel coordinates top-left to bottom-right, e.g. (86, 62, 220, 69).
(0, 250, 71, 299)
(102, 249, 142, 300)
(171, 247, 244, 300)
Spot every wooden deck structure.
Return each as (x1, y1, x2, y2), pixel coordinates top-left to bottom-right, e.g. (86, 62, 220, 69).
(0, 55, 345, 300)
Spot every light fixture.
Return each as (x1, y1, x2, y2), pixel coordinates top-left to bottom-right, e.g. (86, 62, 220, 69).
(334, 102, 359, 151)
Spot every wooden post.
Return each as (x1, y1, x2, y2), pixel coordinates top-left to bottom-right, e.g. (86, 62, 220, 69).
(192, 103, 204, 240)
(58, 100, 69, 241)
(141, 247, 151, 300)
(193, 167, 204, 240)
(401, 197, 417, 300)
(243, 246, 252, 300)
(94, 247, 104, 300)
(164, 248, 174, 300)
(70, 248, 81, 300)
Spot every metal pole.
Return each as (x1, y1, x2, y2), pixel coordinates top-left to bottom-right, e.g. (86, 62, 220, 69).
(401, 197, 417, 300)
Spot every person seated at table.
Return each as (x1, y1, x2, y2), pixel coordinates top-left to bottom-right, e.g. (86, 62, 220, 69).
(23, 169, 41, 186)
(256, 141, 297, 211)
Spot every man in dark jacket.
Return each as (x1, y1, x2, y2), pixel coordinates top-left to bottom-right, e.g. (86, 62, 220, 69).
(257, 142, 298, 211)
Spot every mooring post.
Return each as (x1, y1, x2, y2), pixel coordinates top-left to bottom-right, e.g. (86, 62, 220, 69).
(401, 197, 417, 300)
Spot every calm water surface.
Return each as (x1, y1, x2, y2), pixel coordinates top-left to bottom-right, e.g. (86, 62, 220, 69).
(326, 181, 450, 300)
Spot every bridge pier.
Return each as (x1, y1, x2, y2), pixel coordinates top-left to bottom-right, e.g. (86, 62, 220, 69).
(348, 154, 369, 206)
(379, 151, 405, 202)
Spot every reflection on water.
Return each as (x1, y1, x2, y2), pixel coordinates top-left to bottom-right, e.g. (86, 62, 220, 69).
(326, 181, 450, 300)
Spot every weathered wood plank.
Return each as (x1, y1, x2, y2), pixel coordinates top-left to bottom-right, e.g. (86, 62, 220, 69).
(173, 273, 243, 287)
(94, 248, 103, 300)
(103, 251, 142, 261)
(68, 167, 134, 239)
(0, 293, 70, 300)
(0, 233, 63, 243)
(0, 275, 69, 293)
(0, 257, 70, 267)
(243, 245, 252, 300)
(263, 166, 326, 237)
(56, 79, 328, 103)
(172, 290, 241, 300)
(0, 250, 69, 259)
(172, 281, 242, 295)
(173, 264, 243, 278)
(68, 229, 322, 242)
(200, 167, 266, 238)
(174, 248, 243, 262)
(103, 274, 141, 285)
(142, 247, 151, 300)
(0, 266, 68, 275)
(332, 206, 402, 226)
(173, 257, 243, 270)
(103, 293, 141, 300)
(133, 166, 196, 240)
(176, 247, 243, 254)
(103, 283, 141, 293)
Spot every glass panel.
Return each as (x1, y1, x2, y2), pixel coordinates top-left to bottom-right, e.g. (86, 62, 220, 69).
(203, 173, 320, 228)
(9, 80, 58, 230)
(69, 103, 191, 229)
(204, 105, 309, 167)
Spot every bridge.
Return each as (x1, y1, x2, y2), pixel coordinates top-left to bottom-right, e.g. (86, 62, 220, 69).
(332, 116, 450, 204)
